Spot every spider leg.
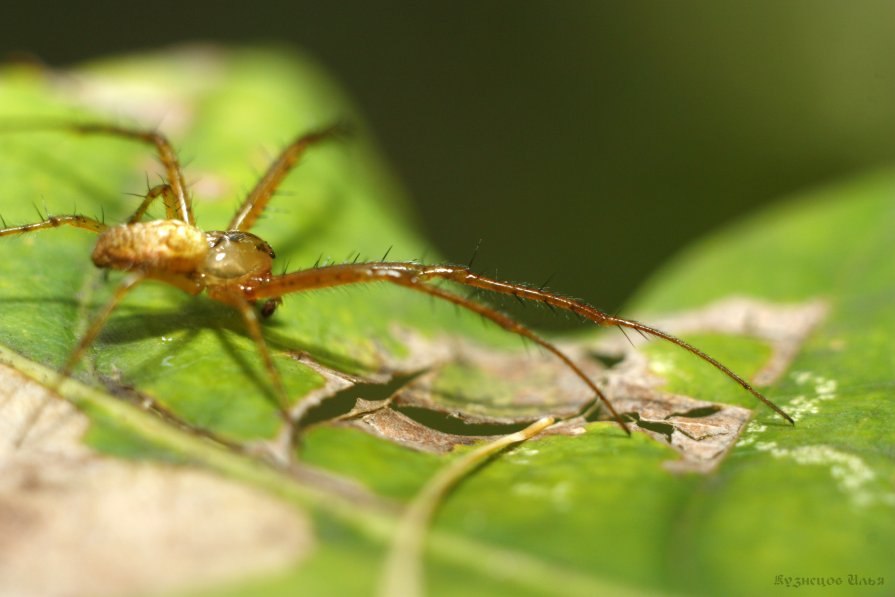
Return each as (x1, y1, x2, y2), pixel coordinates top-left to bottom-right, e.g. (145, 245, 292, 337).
(241, 264, 631, 434)
(412, 264, 792, 424)
(400, 282, 630, 434)
(0, 214, 107, 237)
(228, 123, 348, 232)
(596, 317, 794, 424)
(225, 293, 292, 421)
(242, 261, 793, 425)
(58, 273, 145, 381)
(1, 121, 193, 224)
(127, 183, 176, 224)
(13, 273, 144, 447)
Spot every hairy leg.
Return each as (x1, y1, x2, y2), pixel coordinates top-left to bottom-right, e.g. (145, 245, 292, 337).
(228, 123, 347, 232)
(0, 121, 193, 224)
(227, 293, 292, 421)
(0, 214, 107, 237)
(405, 282, 628, 432)
(243, 261, 793, 424)
(59, 273, 145, 379)
(14, 273, 144, 447)
(243, 264, 630, 433)
(127, 183, 175, 223)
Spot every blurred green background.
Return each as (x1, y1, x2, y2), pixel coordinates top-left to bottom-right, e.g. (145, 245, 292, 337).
(4, 1, 895, 328)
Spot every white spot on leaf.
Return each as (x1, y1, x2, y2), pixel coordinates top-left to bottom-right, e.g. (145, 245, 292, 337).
(753, 441, 893, 508)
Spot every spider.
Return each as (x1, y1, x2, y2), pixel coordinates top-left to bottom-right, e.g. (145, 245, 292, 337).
(0, 121, 793, 440)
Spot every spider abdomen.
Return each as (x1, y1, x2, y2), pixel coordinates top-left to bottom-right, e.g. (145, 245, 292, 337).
(92, 220, 208, 274)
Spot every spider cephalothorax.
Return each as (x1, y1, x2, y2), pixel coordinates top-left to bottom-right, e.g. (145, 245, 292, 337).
(203, 230, 276, 282)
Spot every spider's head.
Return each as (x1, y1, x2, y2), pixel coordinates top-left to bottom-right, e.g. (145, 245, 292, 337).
(201, 230, 275, 283)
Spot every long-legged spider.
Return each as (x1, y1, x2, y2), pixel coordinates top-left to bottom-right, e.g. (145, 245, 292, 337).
(0, 121, 793, 441)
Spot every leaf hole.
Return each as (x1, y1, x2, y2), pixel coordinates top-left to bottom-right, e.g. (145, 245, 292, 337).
(393, 405, 533, 437)
(665, 405, 721, 419)
(628, 413, 675, 443)
(586, 350, 625, 369)
(300, 371, 425, 427)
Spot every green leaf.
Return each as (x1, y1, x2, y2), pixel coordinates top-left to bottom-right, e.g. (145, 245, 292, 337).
(0, 47, 892, 597)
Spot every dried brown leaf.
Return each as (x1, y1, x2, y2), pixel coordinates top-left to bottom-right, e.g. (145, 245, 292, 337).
(0, 366, 313, 597)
